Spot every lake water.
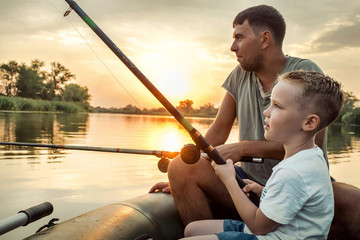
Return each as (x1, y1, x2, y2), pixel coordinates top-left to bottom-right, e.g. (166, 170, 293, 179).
(0, 111, 359, 239)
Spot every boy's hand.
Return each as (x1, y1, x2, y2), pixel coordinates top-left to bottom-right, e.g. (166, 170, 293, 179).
(211, 159, 236, 186)
(243, 179, 263, 197)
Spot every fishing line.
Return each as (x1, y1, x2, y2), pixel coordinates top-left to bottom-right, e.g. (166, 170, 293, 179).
(56, 2, 186, 135)
(46, 0, 142, 109)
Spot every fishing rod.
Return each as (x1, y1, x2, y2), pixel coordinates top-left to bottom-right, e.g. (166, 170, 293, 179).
(63, 0, 258, 202)
(0, 142, 265, 173)
(0, 142, 178, 159)
(0, 141, 177, 173)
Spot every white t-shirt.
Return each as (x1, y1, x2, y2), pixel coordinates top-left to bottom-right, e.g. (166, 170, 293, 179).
(244, 147, 334, 239)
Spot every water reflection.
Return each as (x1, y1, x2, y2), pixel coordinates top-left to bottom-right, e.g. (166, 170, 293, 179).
(56, 113, 89, 134)
(327, 124, 360, 154)
(0, 112, 89, 163)
(327, 124, 352, 154)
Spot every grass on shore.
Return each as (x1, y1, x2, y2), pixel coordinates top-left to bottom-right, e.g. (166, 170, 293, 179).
(0, 95, 87, 113)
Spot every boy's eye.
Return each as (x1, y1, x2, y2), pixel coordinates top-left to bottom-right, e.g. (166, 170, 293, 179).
(274, 104, 281, 109)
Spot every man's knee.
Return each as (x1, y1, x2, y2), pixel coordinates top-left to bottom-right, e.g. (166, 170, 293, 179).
(168, 156, 211, 182)
(167, 155, 188, 182)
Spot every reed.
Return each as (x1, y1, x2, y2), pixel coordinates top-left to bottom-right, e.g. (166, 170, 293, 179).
(0, 95, 87, 113)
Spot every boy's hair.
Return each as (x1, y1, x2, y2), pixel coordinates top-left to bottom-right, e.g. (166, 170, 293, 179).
(233, 5, 286, 46)
(281, 70, 344, 131)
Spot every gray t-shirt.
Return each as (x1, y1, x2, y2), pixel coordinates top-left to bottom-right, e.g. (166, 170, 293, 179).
(222, 56, 325, 185)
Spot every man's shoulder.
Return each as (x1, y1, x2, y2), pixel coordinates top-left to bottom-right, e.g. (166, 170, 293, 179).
(285, 56, 323, 73)
(224, 65, 256, 84)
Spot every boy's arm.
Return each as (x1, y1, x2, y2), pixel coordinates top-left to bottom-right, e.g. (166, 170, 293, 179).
(212, 160, 280, 235)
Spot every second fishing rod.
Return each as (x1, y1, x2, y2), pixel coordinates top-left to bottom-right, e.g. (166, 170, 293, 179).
(63, 0, 258, 202)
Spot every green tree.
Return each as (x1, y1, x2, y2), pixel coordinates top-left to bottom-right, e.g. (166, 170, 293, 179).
(177, 99, 193, 113)
(199, 102, 217, 115)
(337, 91, 360, 124)
(342, 92, 358, 114)
(342, 108, 360, 125)
(0, 60, 20, 96)
(16, 64, 45, 99)
(48, 62, 75, 99)
(61, 83, 91, 110)
(123, 104, 142, 113)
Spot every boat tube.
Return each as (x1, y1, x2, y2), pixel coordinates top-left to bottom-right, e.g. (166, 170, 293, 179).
(24, 193, 184, 240)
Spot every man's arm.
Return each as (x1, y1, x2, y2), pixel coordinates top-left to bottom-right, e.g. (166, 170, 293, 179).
(205, 92, 236, 147)
(214, 128, 325, 162)
(215, 140, 285, 162)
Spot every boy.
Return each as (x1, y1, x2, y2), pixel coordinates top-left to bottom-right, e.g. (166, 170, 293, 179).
(181, 70, 344, 240)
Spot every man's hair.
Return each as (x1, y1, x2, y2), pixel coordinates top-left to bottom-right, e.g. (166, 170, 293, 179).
(233, 5, 286, 46)
(281, 70, 344, 131)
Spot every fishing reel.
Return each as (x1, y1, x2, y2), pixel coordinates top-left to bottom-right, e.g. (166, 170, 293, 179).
(157, 144, 201, 173)
(180, 144, 201, 164)
(158, 157, 170, 173)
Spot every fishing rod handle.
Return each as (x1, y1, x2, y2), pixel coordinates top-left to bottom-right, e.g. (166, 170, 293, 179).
(210, 147, 260, 204)
(189, 128, 247, 188)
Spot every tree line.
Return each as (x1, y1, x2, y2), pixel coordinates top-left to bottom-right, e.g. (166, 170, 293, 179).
(94, 99, 219, 117)
(0, 59, 91, 110)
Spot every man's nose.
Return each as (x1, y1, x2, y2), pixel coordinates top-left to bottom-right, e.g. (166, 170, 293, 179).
(230, 41, 237, 52)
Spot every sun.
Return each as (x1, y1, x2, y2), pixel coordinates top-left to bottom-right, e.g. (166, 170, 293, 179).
(160, 131, 184, 152)
(158, 67, 188, 97)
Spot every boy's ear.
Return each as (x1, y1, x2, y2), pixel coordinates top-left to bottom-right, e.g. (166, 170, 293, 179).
(303, 114, 320, 132)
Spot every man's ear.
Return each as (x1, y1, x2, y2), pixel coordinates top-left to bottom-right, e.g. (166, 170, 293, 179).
(260, 30, 271, 49)
(303, 114, 320, 132)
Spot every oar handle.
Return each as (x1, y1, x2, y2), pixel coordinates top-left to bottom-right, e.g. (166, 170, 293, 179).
(0, 202, 53, 235)
(20, 202, 53, 225)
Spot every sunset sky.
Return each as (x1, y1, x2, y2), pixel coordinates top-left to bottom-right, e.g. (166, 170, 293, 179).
(0, 0, 359, 108)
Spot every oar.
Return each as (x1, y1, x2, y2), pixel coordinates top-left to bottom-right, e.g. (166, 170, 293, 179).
(0, 202, 53, 235)
(63, 0, 259, 203)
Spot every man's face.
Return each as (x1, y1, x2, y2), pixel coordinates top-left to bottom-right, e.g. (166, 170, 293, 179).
(231, 20, 263, 71)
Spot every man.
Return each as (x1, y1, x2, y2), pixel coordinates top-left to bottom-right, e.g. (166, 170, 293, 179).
(150, 5, 360, 239)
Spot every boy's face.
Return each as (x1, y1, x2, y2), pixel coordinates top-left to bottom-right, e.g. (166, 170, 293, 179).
(263, 80, 306, 144)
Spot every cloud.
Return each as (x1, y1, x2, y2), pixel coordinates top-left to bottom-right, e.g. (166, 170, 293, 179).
(298, 15, 360, 54)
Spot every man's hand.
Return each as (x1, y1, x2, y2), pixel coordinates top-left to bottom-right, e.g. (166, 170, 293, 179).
(148, 182, 171, 193)
(214, 143, 243, 163)
(243, 179, 263, 198)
